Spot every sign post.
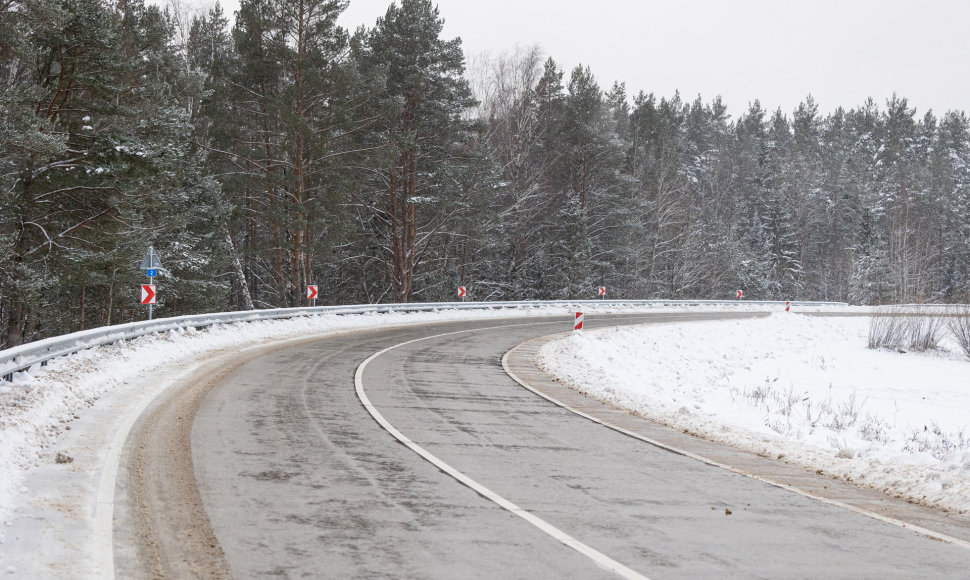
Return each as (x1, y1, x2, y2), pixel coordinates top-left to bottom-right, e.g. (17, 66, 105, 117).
(307, 285, 318, 306)
(140, 246, 163, 320)
(736, 289, 744, 300)
(598, 286, 606, 300)
(457, 286, 466, 302)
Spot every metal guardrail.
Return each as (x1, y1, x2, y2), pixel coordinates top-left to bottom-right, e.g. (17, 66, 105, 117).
(0, 299, 845, 382)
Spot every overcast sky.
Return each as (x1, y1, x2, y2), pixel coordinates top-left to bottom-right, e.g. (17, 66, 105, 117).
(173, 0, 970, 118)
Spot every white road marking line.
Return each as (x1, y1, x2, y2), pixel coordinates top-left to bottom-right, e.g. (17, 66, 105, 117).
(92, 360, 207, 579)
(501, 342, 970, 551)
(93, 394, 140, 579)
(354, 327, 651, 580)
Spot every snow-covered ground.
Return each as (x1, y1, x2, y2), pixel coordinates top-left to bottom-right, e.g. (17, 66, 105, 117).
(538, 313, 970, 514)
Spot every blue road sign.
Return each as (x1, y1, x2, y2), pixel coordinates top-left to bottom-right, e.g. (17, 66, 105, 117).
(145, 268, 158, 277)
(140, 246, 163, 270)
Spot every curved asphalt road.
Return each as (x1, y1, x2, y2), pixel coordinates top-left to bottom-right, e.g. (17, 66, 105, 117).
(184, 312, 970, 578)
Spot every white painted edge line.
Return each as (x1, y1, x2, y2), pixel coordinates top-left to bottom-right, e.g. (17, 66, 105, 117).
(354, 325, 650, 580)
(501, 341, 970, 552)
(93, 396, 140, 579)
(92, 358, 209, 579)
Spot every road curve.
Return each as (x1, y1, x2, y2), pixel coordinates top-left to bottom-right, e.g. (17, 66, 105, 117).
(123, 312, 970, 578)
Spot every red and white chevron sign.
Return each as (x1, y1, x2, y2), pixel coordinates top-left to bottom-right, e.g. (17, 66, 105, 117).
(598, 286, 606, 296)
(140, 284, 156, 305)
(457, 286, 466, 298)
(307, 285, 318, 300)
(736, 289, 744, 299)
(574, 312, 584, 331)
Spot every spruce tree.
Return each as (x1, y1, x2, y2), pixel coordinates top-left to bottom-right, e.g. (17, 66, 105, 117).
(1, 0, 220, 344)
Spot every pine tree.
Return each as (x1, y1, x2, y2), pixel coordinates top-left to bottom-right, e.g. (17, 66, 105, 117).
(760, 108, 800, 297)
(877, 95, 923, 301)
(730, 100, 773, 297)
(932, 111, 970, 301)
(471, 46, 547, 300)
(186, 4, 254, 310)
(1, 0, 222, 345)
(225, 0, 362, 307)
(846, 99, 887, 303)
(351, 0, 480, 303)
(817, 106, 860, 300)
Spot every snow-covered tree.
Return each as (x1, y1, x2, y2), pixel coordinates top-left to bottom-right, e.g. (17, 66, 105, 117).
(350, 0, 480, 303)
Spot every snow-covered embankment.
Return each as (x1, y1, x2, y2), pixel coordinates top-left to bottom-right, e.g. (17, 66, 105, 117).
(537, 314, 970, 513)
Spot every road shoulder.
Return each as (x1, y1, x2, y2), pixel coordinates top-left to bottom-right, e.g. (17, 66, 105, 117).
(503, 333, 970, 548)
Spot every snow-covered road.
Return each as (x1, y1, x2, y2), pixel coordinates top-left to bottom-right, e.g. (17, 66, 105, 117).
(538, 313, 970, 514)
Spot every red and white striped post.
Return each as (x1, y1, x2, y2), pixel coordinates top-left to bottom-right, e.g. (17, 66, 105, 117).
(785, 301, 791, 312)
(574, 312, 584, 332)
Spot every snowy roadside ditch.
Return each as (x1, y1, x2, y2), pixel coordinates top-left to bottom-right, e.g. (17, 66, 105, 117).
(537, 313, 970, 514)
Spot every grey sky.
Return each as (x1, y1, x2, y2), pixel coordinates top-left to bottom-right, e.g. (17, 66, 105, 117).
(176, 0, 970, 118)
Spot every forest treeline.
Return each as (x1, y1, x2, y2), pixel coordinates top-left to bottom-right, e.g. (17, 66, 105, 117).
(2, 0, 970, 347)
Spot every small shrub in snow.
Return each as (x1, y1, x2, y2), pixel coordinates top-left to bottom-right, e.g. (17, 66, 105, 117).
(907, 310, 945, 352)
(868, 306, 945, 352)
(857, 415, 893, 446)
(767, 418, 792, 436)
(827, 435, 849, 452)
(904, 424, 970, 460)
(948, 306, 970, 361)
(825, 392, 862, 432)
(868, 308, 907, 350)
(804, 401, 822, 434)
(733, 380, 879, 447)
(749, 381, 772, 405)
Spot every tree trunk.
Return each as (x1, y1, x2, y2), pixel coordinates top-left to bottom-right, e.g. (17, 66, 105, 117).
(224, 227, 255, 310)
(105, 269, 117, 326)
(3, 300, 27, 349)
(404, 149, 418, 301)
(79, 283, 86, 331)
(303, 221, 312, 296)
(389, 147, 402, 301)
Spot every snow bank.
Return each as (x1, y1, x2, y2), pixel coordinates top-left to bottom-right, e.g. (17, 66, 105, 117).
(538, 313, 970, 514)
